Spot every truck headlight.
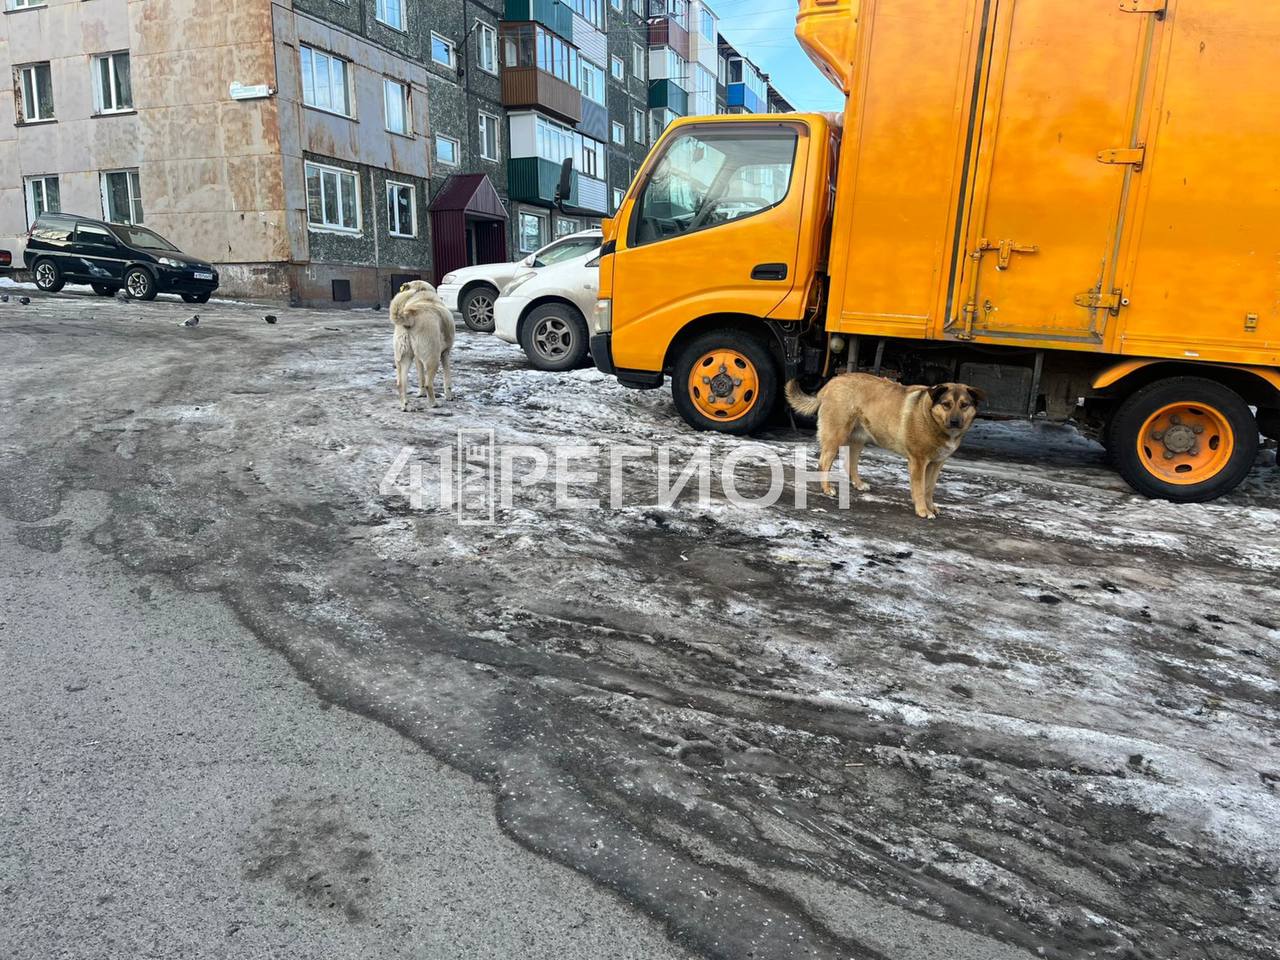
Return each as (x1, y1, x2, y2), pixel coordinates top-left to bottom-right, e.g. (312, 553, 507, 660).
(592, 298, 612, 335)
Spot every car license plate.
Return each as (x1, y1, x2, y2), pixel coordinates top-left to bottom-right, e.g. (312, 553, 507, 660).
(194, 271, 214, 280)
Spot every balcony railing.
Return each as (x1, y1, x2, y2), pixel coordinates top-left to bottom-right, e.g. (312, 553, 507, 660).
(502, 66, 583, 124)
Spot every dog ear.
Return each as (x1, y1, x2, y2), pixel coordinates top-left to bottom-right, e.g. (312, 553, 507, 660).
(928, 384, 950, 406)
(967, 386, 987, 406)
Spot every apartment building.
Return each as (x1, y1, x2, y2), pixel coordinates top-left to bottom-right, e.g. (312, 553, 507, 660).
(0, 0, 792, 305)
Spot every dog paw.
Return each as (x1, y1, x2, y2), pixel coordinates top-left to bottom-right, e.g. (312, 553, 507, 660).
(854, 481, 871, 493)
(915, 507, 937, 520)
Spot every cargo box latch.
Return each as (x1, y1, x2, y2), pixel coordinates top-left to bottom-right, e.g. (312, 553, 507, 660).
(1119, 0, 1167, 15)
(1098, 146, 1146, 169)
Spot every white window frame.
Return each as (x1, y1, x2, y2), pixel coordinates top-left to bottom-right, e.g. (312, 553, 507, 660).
(9, 0, 46, 9)
(100, 169, 143, 225)
(375, 0, 406, 31)
(610, 55, 624, 82)
(24, 175, 60, 226)
(299, 45, 352, 118)
(305, 161, 361, 234)
(478, 111, 501, 162)
(632, 43, 645, 82)
(431, 32, 457, 69)
(611, 187, 624, 213)
(610, 121, 625, 145)
(632, 108, 646, 145)
(93, 51, 132, 114)
(434, 133, 461, 167)
(383, 77, 411, 135)
(386, 181, 417, 238)
(476, 21, 499, 75)
(16, 62, 54, 123)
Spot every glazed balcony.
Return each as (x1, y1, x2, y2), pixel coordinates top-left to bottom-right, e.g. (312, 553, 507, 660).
(501, 21, 583, 124)
(504, 0, 573, 38)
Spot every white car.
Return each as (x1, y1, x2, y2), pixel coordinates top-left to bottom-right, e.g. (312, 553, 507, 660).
(438, 230, 602, 333)
(494, 246, 601, 371)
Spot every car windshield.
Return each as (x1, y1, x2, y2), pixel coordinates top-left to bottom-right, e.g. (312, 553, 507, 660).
(113, 225, 180, 252)
(535, 237, 601, 267)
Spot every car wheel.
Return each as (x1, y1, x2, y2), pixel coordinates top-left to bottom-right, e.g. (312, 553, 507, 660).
(460, 285, 497, 333)
(33, 259, 65, 293)
(91, 284, 119, 297)
(671, 329, 779, 435)
(1110, 376, 1259, 502)
(519, 302, 589, 372)
(124, 267, 157, 301)
(181, 292, 211, 304)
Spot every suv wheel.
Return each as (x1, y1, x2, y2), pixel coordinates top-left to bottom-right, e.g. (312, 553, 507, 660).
(519, 303, 589, 371)
(460, 285, 497, 333)
(672, 329, 780, 435)
(33, 259, 65, 293)
(124, 267, 157, 301)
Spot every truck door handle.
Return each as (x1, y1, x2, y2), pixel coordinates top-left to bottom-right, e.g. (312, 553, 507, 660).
(751, 263, 788, 281)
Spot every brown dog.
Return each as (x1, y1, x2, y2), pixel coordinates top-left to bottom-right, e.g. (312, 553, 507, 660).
(786, 374, 985, 519)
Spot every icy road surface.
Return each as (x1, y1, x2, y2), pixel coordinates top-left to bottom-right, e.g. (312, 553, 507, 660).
(1, 291, 1277, 959)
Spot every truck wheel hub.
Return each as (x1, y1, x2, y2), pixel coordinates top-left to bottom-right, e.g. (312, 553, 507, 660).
(688, 349, 760, 423)
(1159, 423, 1197, 454)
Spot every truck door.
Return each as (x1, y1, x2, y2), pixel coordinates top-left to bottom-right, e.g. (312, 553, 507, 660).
(954, 0, 1163, 344)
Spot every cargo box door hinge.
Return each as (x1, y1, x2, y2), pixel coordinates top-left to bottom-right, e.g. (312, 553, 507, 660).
(1075, 289, 1124, 313)
(1119, 0, 1167, 14)
(1098, 145, 1146, 169)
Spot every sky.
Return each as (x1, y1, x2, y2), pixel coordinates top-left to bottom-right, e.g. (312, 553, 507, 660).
(712, 0, 845, 112)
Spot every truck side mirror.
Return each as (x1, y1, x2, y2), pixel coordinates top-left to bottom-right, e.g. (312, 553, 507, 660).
(555, 158, 574, 208)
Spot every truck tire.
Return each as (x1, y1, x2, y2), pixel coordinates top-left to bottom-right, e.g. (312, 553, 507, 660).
(1258, 407, 1280, 443)
(460, 285, 498, 333)
(1109, 377, 1258, 502)
(519, 302, 589, 371)
(672, 329, 779, 435)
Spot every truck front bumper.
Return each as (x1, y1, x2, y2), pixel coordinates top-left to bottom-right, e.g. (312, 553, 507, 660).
(591, 335, 663, 389)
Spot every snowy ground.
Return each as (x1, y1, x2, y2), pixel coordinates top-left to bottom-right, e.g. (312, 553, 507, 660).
(1, 288, 1276, 959)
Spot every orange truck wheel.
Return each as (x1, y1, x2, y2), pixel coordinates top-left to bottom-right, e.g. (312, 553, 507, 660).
(672, 330, 779, 435)
(1110, 377, 1259, 502)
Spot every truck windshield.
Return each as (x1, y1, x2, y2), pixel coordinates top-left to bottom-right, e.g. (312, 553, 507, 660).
(632, 127, 798, 246)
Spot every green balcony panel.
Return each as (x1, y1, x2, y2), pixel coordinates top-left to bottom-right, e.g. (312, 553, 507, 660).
(504, 0, 573, 39)
(649, 79, 689, 116)
(508, 157, 579, 207)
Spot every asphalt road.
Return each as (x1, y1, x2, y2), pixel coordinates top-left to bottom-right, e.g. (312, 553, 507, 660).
(0, 287, 1277, 960)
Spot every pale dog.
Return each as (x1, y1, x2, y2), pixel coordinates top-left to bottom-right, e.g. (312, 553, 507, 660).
(390, 280, 455, 412)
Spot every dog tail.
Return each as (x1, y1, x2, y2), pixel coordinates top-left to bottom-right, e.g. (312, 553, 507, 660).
(785, 380, 822, 417)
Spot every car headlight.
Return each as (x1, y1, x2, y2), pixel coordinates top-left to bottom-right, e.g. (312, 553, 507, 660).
(502, 271, 537, 297)
(158, 257, 184, 268)
(441, 273, 459, 285)
(592, 298, 612, 335)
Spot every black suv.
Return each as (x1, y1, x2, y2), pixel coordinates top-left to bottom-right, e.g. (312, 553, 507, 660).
(24, 214, 220, 303)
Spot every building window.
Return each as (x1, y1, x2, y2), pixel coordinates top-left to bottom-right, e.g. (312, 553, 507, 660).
(611, 121, 624, 145)
(478, 112, 500, 162)
(16, 62, 54, 123)
(9, 0, 45, 8)
(431, 33, 456, 69)
(611, 187, 624, 213)
(611, 0, 622, 9)
(386, 181, 416, 238)
(632, 108, 645, 145)
(610, 55, 624, 82)
(502, 23, 579, 85)
(555, 216, 578, 238)
(383, 78, 410, 135)
(375, 0, 405, 30)
(305, 161, 360, 233)
(632, 44, 646, 82)
(93, 52, 132, 114)
(476, 21, 498, 74)
(101, 169, 143, 225)
(518, 211, 547, 254)
(435, 134, 460, 166)
(580, 60, 605, 105)
(300, 45, 351, 116)
(24, 175, 60, 225)
(699, 7, 715, 42)
(579, 136, 604, 179)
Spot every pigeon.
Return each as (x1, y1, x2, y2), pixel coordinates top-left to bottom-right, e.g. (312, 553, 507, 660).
(183, 315, 199, 327)
(263, 314, 278, 325)
(18, 297, 30, 305)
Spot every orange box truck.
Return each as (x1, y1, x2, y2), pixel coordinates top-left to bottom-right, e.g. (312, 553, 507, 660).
(591, 0, 1279, 501)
